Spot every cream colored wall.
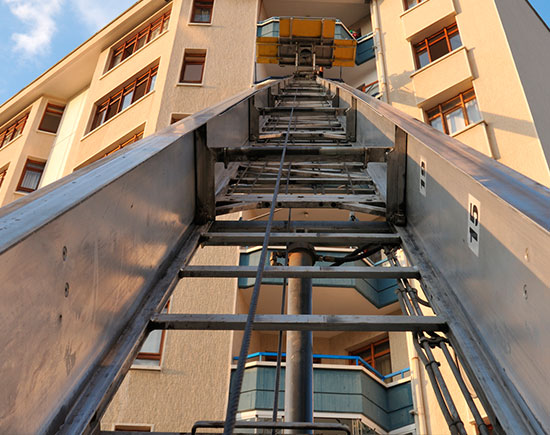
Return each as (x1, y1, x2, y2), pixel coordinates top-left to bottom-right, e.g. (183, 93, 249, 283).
(155, 0, 258, 130)
(0, 97, 57, 205)
(62, 3, 174, 173)
(375, 0, 550, 186)
(492, 0, 550, 185)
(41, 88, 89, 186)
(102, 244, 241, 432)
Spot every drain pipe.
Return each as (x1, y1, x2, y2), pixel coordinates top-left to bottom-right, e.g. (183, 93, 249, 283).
(407, 333, 429, 434)
(371, 0, 389, 103)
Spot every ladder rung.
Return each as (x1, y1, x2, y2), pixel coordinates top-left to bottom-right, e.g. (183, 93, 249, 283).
(178, 265, 419, 279)
(200, 232, 401, 246)
(150, 314, 446, 332)
(210, 220, 392, 233)
(218, 194, 379, 203)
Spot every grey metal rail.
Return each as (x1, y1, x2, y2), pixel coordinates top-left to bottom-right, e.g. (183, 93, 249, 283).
(319, 77, 550, 433)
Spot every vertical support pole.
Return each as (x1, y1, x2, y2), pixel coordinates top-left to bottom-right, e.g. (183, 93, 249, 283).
(346, 97, 357, 142)
(268, 86, 275, 108)
(285, 243, 315, 433)
(386, 126, 407, 225)
(194, 124, 215, 224)
(249, 96, 260, 141)
(332, 87, 340, 108)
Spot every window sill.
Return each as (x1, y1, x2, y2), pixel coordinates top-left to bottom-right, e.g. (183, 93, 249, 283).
(176, 82, 204, 87)
(100, 29, 169, 81)
(36, 130, 58, 136)
(400, 0, 428, 18)
(410, 46, 467, 79)
(188, 21, 213, 26)
(81, 90, 155, 141)
(450, 119, 485, 138)
(14, 191, 29, 196)
(130, 364, 162, 371)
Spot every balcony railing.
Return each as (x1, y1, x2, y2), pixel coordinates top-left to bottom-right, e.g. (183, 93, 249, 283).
(234, 352, 410, 382)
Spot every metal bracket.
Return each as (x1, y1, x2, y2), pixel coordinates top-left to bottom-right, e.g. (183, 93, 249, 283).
(194, 125, 215, 224)
(386, 126, 407, 225)
(248, 96, 260, 141)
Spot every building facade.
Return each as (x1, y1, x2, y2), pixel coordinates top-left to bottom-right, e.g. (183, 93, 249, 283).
(0, 0, 548, 433)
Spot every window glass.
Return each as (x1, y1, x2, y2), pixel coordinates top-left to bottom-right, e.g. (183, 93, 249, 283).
(430, 116, 444, 133)
(136, 32, 148, 50)
(466, 99, 482, 124)
(192, 0, 214, 23)
(417, 49, 429, 68)
(39, 104, 65, 134)
(449, 32, 462, 50)
(105, 97, 121, 121)
(121, 90, 134, 111)
(18, 160, 45, 192)
(430, 37, 450, 62)
(111, 51, 123, 69)
(182, 63, 203, 82)
(441, 96, 461, 113)
(445, 107, 466, 134)
(149, 73, 157, 92)
(150, 24, 162, 40)
(133, 80, 148, 101)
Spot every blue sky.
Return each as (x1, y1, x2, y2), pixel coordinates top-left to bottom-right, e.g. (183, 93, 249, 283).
(0, 0, 548, 105)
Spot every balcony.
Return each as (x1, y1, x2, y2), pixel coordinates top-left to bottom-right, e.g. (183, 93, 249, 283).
(411, 46, 473, 109)
(239, 249, 399, 308)
(401, 0, 457, 42)
(233, 357, 413, 433)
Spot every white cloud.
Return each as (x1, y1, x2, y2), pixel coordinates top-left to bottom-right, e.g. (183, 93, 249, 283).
(3, 0, 63, 57)
(72, 0, 136, 32)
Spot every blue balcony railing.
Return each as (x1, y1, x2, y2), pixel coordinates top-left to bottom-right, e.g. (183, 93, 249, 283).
(234, 352, 410, 382)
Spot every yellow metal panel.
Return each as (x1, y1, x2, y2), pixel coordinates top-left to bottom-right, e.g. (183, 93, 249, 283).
(280, 18, 291, 38)
(292, 19, 323, 38)
(322, 20, 336, 39)
(334, 45, 357, 65)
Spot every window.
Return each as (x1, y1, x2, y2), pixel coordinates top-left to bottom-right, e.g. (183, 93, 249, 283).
(350, 335, 392, 377)
(39, 104, 65, 134)
(190, 0, 214, 24)
(404, 0, 424, 10)
(414, 23, 462, 69)
(170, 114, 190, 124)
(108, 10, 170, 71)
(0, 113, 29, 148)
(91, 65, 158, 131)
(104, 131, 144, 158)
(427, 89, 482, 135)
(114, 424, 152, 432)
(17, 159, 45, 193)
(133, 301, 169, 367)
(0, 167, 7, 189)
(180, 50, 206, 83)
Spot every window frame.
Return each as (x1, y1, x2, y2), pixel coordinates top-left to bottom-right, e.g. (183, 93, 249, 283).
(91, 65, 158, 132)
(16, 159, 46, 193)
(107, 10, 170, 71)
(0, 166, 8, 190)
(0, 113, 29, 149)
(426, 88, 481, 135)
(413, 23, 461, 69)
(190, 0, 214, 24)
(350, 335, 391, 374)
(38, 103, 65, 134)
(179, 50, 207, 84)
(134, 300, 169, 366)
(403, 0, 424, 11)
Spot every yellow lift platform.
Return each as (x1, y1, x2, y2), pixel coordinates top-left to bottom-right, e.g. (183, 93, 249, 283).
(256, 17, 357, 68)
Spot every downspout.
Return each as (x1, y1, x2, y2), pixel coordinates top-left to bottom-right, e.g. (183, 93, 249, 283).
(370, 0, 389, 103)
(407, 332, 429, 434)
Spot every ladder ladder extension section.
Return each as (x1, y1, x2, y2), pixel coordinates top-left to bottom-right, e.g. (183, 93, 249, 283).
(0, 76, 549, 435)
